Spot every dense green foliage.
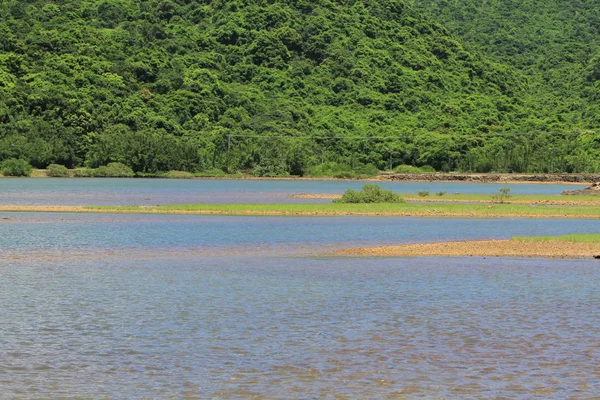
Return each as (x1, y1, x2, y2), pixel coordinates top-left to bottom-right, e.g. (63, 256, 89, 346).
(72, 162, 134, 177)
(1, 0, 599, 175)
(93, 162, 135, 177)
(333, 184, 405, 203)
(0, 158, 33, 176)
(47, 163, 69, 177)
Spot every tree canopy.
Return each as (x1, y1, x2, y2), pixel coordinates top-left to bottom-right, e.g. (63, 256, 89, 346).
(0, 0, 599, 174)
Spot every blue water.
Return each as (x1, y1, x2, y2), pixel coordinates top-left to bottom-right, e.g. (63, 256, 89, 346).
(2, 255, 599, 398)
(2, 213, 599, 258)
(0, 178, 586, 205)
(1, 178, 599, 398)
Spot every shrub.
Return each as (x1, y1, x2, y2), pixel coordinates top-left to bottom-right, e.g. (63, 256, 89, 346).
(161, 170, 195, 179)
(307, 162, 379, 179)
(333, 184, 405, 203)
(73, 168, 94, 177)
(393, 164, 436, 174)
(436, 191, 446, 196)
(252, 163, 289, 177)
(1, 158, 32, 176)
(492, 187, 512, 203)
(47, 164, 69, 177)
(93, 162, 134, 177)
(418, 190, 430, 197)
(196, 168, 227, 177)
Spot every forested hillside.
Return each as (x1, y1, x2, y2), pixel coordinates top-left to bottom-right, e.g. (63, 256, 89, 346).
(0, 0, 599, 175)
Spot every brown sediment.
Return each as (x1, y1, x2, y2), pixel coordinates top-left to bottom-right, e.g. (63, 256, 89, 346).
(290, 193, 341, 199)
(332, 240, 600, 259)
(403, 197, 600, 206)
(381, 173, 600, 184)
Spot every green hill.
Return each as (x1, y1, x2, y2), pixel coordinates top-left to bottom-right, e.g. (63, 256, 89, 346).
(0, 0, 598, 175)
(415, 0, 600, 172)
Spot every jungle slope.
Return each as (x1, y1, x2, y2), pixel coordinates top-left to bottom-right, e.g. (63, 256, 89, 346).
(2, 0, 598, 176)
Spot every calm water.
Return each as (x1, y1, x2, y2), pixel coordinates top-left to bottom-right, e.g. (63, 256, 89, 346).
(1, 211, 600, 398)
(2, 255, 599, 398)
(0, 178, 586, 205)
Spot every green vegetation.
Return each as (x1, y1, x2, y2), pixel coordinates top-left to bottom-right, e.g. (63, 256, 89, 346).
(307, 162, 379, 179)
(402, 192, 600, 204)
(491, 187, 512, 204)
(160, 170, 195, 179)
(393, 165, 436, 173)
(71, 162, 134, 177)
(418, 191, 430, 197)
(0, 158, 32, 176)
(92, 163, 135, 178)
(333, 184, 405, 203)
(512, 234, 600, 243)
(81, 202, 600, 218)
(0, 0, 599, 175)
(46, 163, 69, 177)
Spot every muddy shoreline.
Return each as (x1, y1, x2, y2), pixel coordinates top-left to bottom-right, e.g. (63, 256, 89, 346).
(380, 173, 600, 184)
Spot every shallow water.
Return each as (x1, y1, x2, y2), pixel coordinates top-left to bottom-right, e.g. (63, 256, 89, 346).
(2, 213, 600, 259)
(0, 178, 586, 205)
(1, 198, 599, 397)
(2, 255, 599, 398)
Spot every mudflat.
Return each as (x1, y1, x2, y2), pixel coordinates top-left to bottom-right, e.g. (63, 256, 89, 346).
(333, 240, 600, 259)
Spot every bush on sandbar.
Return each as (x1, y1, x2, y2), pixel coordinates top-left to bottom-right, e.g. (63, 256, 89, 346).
(333, 184, 405, 203)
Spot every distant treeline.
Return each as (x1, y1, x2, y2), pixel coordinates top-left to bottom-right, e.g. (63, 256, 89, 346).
(0, 0, 599, 175)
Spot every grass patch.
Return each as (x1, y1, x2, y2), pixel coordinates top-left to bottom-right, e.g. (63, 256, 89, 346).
(333, 184, 405, 203)
(512, 234, 600, 243)
(401, 193, 600, 204)
(84, 202, 600, 218)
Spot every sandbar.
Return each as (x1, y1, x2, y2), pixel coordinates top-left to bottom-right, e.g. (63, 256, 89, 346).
(332, 240, 600, 259)
(289, 193, 600, 206)
(1, 204, 600, 219)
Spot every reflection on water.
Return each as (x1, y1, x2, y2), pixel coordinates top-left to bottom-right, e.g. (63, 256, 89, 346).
(1, 256, 599, 398)
(0, 177, 587, 205)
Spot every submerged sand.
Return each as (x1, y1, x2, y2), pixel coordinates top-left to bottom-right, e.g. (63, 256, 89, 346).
(333, 240, 600, 259)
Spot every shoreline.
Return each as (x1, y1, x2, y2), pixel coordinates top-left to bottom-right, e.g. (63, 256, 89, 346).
(331, 239, 600, 259)
(2, 171, 597, 184)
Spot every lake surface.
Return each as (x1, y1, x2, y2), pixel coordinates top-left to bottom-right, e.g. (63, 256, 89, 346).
(1, 209, 599, 398)
(0, 177, 587, 205)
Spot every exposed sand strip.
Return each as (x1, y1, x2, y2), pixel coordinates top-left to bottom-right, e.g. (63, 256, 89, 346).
(1, 205, 600, 219)
(289, 193, 600, 205)
(333, 240, 600, 259)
